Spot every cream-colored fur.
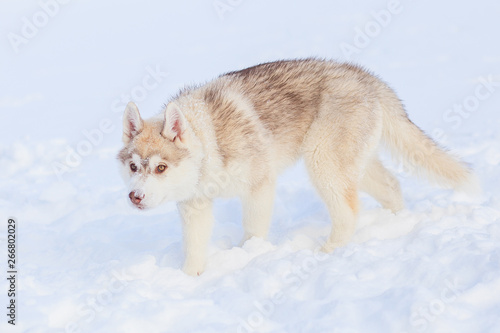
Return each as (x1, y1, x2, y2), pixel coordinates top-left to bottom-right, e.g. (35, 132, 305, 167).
(118, 59, 476, 276)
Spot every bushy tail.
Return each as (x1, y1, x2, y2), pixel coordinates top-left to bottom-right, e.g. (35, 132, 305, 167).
(380, 93, 478, 193)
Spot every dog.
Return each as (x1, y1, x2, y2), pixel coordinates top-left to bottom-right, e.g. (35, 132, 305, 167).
(118, 58, 476, 276)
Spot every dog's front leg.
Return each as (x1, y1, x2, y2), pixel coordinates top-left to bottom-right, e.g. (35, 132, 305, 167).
(240, 178, 276, 245)
(178, 199, 214, 276)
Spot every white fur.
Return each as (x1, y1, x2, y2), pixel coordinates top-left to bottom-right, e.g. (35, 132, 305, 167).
(122, 102, 143, 144)
(120, 151, 204, 209)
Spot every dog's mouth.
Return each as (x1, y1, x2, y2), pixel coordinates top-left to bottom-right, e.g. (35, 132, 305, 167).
(132, 202, 147, 210)
(128, 199, 147, 210)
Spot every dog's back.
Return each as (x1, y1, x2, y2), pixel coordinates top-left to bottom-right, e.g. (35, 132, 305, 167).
(178, 59, 383, 172)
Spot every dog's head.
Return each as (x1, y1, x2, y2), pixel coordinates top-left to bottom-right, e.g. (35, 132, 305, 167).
(118, 102, 203, 209)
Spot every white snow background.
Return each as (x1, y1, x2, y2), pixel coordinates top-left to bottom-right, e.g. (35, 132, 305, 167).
(1, 0, 500, 332)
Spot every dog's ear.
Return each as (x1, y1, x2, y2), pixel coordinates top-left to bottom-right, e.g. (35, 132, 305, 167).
(122, 102, 143, 144)
(162, 102, 186, 142)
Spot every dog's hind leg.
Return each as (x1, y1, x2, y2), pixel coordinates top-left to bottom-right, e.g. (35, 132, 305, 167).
(303, 147, 361, 252)
(360, 156, 404, 213)
(302, 109, 380, 252)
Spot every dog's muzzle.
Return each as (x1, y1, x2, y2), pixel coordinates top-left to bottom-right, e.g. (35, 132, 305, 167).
(129, 191, 145, 207)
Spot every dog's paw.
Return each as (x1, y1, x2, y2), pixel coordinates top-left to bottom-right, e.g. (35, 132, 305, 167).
(239, 234, 251, 247)
(182, 260, 205, 277)
(320, 242, 337, 253)
(183, 267, 202, 276)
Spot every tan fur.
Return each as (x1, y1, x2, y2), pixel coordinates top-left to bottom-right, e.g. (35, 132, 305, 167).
(118, 58, 476, 275)
(345, 187, 359, 214)
(119, 118, 190, 167)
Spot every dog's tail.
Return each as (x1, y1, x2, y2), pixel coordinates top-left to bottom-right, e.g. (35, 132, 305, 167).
(379, 89, 478, 193)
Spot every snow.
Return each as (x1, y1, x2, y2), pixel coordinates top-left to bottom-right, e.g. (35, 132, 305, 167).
(1, 0, 500, 332)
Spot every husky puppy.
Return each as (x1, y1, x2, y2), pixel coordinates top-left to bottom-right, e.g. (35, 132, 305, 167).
(118, 59, 475, 276)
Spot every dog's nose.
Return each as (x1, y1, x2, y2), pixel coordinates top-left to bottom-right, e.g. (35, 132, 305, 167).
(129, 191, 145, 205)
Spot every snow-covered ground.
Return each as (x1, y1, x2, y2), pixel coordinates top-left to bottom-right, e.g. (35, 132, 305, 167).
(1, 0, 500, 332)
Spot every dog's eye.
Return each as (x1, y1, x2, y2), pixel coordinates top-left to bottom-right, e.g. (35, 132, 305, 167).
(156, 164, 167, 174)
(130, 163, 138, 172)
